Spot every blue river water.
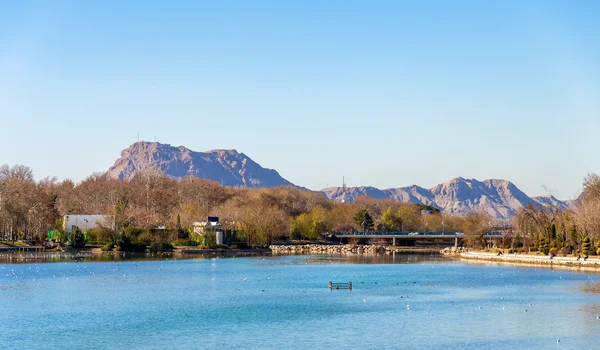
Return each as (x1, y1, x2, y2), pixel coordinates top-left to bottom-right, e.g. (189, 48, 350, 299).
(2, 253, 600, 349)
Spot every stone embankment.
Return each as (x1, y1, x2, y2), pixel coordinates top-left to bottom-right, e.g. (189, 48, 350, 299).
(270, 244, 386, 254)
(440, 247, 467, 255)
(441, 248, 600, 269)
(270, 244, 440, 255)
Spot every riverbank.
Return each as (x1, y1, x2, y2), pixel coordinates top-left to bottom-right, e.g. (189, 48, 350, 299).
(270, 244, 441, 255)
(444, 249, 600, 269)
(37, 245, 271, 256)
(175, 247, 271, 256)
(0, 246, 46, 252)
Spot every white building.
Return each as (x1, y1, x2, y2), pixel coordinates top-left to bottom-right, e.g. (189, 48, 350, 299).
(192, 217, 224, 245)
(63, 215, 114, 234)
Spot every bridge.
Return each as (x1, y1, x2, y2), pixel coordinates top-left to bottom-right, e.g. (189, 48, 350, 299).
(333, 231, 504, 247)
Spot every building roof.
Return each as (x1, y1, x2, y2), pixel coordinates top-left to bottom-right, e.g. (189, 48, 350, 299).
(193, 221, 222, 226)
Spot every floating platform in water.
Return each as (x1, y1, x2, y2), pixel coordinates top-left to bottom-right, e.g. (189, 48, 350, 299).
(329, 281, 352, 290)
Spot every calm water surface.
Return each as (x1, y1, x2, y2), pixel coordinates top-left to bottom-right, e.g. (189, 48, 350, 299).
(1, 253, 600, 349)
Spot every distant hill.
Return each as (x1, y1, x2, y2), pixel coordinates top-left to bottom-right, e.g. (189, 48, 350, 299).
(104, 142, 295, 188)
(321, 177, 569, 219)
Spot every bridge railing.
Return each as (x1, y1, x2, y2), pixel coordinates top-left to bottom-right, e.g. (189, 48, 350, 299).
(332, 231, 504, 237)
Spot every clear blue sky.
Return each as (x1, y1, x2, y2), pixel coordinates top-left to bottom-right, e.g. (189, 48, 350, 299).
(1, 0, 599, 199)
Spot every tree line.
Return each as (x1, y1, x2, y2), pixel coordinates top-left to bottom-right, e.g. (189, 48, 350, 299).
(510, 174, 600, 256)
(1, 164, 599, 251)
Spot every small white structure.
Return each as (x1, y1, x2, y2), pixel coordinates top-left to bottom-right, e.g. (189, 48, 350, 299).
(63, 215, 114, 234)
(193, 217, 224, 245)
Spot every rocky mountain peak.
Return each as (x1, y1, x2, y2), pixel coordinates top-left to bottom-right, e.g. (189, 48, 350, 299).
(105, 142, 294, 188)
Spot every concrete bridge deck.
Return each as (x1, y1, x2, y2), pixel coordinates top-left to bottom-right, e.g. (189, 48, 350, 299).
(333, 231, 504, 247)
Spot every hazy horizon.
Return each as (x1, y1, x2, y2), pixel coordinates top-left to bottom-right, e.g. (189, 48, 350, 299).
(2, 1, 599, 199)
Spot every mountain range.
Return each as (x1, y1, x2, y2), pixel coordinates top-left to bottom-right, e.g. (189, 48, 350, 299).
(105, 142, 569, 219)
(320, 178, 569, 219)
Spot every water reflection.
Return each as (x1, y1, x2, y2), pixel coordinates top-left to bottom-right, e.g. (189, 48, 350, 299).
(0, 250, 453, 265)
(0, 251, 270, 264)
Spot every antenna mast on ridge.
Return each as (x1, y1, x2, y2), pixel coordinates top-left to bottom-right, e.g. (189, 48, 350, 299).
(342, 176, 347, 203)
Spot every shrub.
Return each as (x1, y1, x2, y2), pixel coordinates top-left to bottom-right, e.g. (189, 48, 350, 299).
(101, 243, 115, 251)
(540, 239, 549, 255)
(177, 228, 188, 240)
(117, 236, 146, 252)
(583, 237, 591, 257)
(549, 247, 558, 255)
(290, 230, 303, 240)
(171, 240, 191, 247)
(137, 231, 155, 244)
(149, 242, 173, 253)
(512, 235, 523, 248)
(86, 227, 115, 245)
(124, 227, 149, 243)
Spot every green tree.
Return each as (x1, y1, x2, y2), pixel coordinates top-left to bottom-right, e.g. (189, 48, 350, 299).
(353, 209, 374, 231)
(416, 204, 440, 213)
(69, 227, 86, 248)
(381, 208, 402, 232)
(397, 205, 421, 231)
(569, 226, 579, 246)
(176, 214, 188, 239)
(540, 238, 549, 255)
(363, 212, 374, 231)
(291, 208, 327, 241)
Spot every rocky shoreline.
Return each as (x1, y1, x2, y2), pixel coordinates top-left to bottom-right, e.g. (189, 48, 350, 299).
(269, 244, 440, 255)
